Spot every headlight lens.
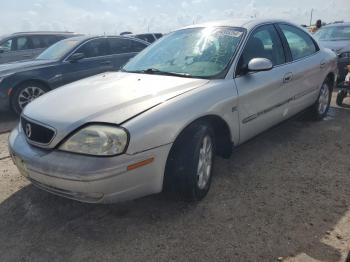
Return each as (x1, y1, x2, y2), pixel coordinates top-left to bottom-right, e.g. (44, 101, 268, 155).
(59, 125, 128, 156)
(339, 52, 350, 59)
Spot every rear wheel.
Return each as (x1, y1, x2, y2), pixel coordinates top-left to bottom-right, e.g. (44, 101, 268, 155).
(309, 80, 332, 120)
(336, 89, 347, 106)
(11, 82, 48, 115)
(164, 121, 215, 201)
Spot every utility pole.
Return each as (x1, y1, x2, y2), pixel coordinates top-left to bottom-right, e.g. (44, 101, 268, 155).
(309, 8, 314, 26)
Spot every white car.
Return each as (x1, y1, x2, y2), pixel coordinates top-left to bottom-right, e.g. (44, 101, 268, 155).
(9, 19, 338, 203)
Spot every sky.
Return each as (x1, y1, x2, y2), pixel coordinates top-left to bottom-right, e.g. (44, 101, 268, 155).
(0, 0, 349, 35)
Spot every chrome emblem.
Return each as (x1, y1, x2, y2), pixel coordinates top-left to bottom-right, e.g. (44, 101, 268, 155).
(25, 123, 32, 138)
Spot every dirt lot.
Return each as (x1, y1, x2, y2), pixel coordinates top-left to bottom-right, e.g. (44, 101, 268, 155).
(0, 94, 350, 262)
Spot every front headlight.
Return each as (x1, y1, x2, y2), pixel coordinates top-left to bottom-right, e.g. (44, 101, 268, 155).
(59, 125, 129, 156)
(339, 52, 350, 59)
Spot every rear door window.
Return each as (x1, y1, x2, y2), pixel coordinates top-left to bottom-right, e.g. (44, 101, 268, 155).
(41, 35, 65, 48)
(15, 36, 33, 51)
(75, 38, 109, 58)
(108, 38, 147, 54)
(279, 24, 317, 60)
(30, 36, 44, 49)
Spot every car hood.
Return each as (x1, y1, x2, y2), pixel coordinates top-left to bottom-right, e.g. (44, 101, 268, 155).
(0, 59, 56, 76)
(318, 40, 350, 53)
(23, 72, 209, 147)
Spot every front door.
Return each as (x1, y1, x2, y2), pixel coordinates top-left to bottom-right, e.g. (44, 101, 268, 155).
(234, 24, 291, 143)
(60, 38, 114, 85)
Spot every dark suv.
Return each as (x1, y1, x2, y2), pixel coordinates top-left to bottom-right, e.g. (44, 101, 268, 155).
(0, 35, 149, 114)
(0, 32, 80, 64)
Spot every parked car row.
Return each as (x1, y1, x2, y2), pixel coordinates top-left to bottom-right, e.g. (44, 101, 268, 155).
(314, 22, 350, 81)
(0, 31, 80, 64)
(119, 32, 163, 43)
(9, 19, 338, 204)
(0, 35, 149, 114)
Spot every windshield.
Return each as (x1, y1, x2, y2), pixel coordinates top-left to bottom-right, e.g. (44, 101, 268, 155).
(314, 25, 350, 41)
(37, 38, 81, 60)
(123, 27, 245, 78)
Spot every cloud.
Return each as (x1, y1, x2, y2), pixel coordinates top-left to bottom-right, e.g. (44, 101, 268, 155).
(0, 0, 349, 36)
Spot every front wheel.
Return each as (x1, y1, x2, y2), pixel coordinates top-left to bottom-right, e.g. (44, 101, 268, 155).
(309, 81, 332, 120)
(11, 82, 48, 115)
(164, 122, 215, 201)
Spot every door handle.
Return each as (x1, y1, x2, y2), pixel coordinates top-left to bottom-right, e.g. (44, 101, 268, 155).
(320, 60, 326, 69)
(283, 72, 293, 83)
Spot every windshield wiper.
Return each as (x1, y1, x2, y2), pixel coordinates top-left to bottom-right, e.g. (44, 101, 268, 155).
(124, 68, 193, 78)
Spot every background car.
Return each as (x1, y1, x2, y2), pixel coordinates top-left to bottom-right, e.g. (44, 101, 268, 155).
(314, 22, 350, 81)
(0, 31, 80, 64)
(132, 33, 163, 43)
(0, 35, 149, 114)
(120, 32, 163, 43)
(9, 19, 338, 204)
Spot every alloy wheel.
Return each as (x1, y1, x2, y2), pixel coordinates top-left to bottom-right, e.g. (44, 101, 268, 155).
(18, 86, 46, 110)
(197, 135, 213, 190)
(318, 83, 330, 115)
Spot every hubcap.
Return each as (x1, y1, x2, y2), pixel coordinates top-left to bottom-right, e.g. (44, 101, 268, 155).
(18, 86, 45, 110)
(318, 83, 330, 115)
(197, 135, 213, 190)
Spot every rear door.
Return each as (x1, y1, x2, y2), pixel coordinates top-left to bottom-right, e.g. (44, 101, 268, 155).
(276, 24, 323, 114)
(60, 38, 113, 85)
(107, 37, 148, 69)
(235, 24, 291, 143)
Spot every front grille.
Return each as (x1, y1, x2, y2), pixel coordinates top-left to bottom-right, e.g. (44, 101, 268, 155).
(21, 117, 55, 145)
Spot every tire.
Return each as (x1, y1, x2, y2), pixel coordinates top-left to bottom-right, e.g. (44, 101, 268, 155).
(11, 82, 48, 115)
(164, 121, 215, 201)
(308, 80, 332, 120)
(336, 89, 347, 106)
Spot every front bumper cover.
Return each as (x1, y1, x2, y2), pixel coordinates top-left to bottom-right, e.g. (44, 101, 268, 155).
(9, 125, 172, 203)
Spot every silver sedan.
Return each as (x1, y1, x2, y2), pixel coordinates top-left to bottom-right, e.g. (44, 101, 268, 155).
(9, 19, 338, 203)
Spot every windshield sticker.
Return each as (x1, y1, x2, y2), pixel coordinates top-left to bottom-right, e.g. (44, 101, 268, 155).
(214, 30, 243, 38)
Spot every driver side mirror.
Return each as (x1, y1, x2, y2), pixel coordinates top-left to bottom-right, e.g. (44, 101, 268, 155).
(68, 52, 85, 63)
(247, 58, 273, 72)
(0, 48, 6, 54)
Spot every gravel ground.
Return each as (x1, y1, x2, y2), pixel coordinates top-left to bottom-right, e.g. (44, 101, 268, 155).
(0, 93, 350, 262)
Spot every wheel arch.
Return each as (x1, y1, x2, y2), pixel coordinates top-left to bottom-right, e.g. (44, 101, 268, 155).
(13, 79, 51, 92)
(170, 114, 234, 159)
(163, 114, 233, 195)
(325, 72, 336, 90)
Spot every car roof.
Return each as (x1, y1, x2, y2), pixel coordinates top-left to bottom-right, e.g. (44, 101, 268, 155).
(0, 32, 81, 41)
(65, 35, 150, 45)
(11, 31, 78, 36)
(180, 18, 295, 30)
